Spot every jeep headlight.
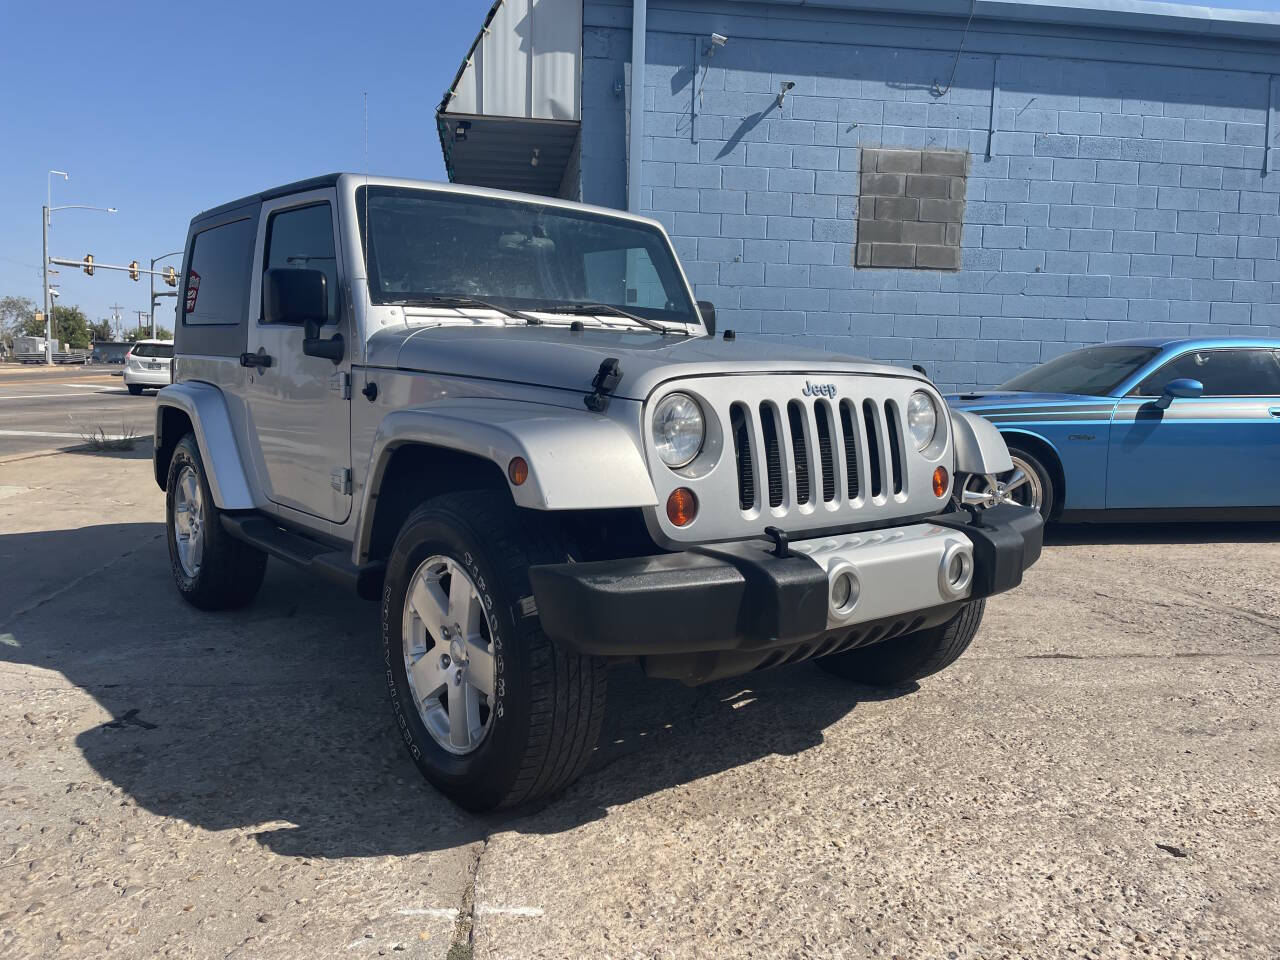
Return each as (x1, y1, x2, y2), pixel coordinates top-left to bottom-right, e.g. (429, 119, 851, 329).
(906, 391, 938, 451)
(652, 393, 705, 468)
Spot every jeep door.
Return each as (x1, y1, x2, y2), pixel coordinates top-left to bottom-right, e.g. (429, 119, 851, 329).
(1107, 347, 1280, 509)
(243, 189, 352, 523)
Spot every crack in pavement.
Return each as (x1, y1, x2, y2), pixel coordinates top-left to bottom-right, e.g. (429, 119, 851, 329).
(0, 534, 163, 632)
(447, 837, 488, 959)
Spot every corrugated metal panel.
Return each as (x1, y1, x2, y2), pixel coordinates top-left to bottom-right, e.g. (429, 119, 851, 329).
(442, 0, 580, 121)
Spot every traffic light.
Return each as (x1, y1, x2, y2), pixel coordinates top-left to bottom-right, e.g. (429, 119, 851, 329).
(164, 266, 177, 287)
(129, 260, 139, 281)
(83, 254, 94, 276)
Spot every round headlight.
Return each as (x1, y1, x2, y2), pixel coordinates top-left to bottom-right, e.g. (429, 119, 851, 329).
(652, 393, 705, 468)
(906, 391, 938, 451)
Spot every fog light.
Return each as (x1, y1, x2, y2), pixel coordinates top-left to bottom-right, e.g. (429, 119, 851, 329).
(947, 552, 968, 587)
(932, 465, 949, 498)
(508, 457, 529, 486)
(666, 487, 698, 526)
(829, 563, 860, 618)
(938, 543, 973, 597)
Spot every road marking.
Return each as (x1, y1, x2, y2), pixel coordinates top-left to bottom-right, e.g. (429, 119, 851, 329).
(0, 486, 31, 500)
(0, 391, 119, 400)
(0, 429, 141, 440)
(60, 382, 119, 388)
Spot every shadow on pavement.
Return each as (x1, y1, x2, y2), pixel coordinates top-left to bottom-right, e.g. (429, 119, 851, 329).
(0, 522, 901, 861)
(1045, 520, 1280, 547)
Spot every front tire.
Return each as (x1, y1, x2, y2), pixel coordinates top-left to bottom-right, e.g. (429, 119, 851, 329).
(165, 434, 267, 610)
(382, 492, 607, 812)
(817, 599, 985, 687)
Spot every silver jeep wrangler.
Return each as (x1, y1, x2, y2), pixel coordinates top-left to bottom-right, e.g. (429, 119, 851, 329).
(154, 174, 1041, 810)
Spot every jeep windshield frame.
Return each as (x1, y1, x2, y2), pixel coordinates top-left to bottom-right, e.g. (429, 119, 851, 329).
(355, 186, 701, 331)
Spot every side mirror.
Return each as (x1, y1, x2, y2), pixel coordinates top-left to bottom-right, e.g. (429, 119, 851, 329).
(696, 299, 716, 336)
(1155, 377, 1203, 409)
(264, 268, 344, 364)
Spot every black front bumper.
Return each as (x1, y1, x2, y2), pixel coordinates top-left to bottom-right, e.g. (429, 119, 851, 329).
(529, 505, 1042, 680)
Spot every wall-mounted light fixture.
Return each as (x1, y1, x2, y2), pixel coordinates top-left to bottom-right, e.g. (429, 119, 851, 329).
(453, 120, 471, 143)
(530, 147, 540, 168)
(705, 32, 727, 58)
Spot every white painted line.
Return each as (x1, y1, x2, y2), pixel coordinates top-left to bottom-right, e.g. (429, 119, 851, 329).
(0, 429, 139, 440)
(397, 907, 459, 919)
(60, 382, 118, 389)
(0, 392, 116, 400)
(476, 904, 545, 918)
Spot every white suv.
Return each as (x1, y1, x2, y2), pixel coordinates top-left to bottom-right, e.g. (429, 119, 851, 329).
(123, 339, 173, 394)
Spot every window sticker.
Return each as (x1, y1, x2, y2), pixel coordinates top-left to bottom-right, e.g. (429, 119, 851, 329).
(185, 270, 201, 314)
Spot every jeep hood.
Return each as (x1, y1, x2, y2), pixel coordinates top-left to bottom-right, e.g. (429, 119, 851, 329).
(367, 325, 925, 400)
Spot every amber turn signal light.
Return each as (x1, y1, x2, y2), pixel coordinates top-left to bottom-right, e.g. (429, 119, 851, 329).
(666, 487, 698, 526)
(508, 457, 529, 486)
(932, 466, 949, 498)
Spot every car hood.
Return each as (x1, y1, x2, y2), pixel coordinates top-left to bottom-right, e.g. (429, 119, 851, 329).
(366, 325, 927, 400)
(945, 390, 1106, 412)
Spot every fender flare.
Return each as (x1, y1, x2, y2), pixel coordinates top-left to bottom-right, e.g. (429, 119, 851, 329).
(355, 399, 658, 564)
(950, 409, 1014, 476)
(154, 382, 256, 510)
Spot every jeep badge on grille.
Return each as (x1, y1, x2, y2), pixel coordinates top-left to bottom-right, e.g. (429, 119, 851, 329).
(801, 381, 837, 398)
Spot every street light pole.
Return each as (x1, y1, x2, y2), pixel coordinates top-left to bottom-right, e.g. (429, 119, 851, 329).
(150, 251, 183, 337)
(44, 170, 68, 364)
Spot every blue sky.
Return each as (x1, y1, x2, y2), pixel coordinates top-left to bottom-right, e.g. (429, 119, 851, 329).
(0, 0, 489, 330)
(2, 0, 1278, 330)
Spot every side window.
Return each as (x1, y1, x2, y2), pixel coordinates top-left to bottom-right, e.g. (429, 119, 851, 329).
(263, 203, 338, 323)
(183, 218, 255, 326)
(1135, 349, 1280, 397)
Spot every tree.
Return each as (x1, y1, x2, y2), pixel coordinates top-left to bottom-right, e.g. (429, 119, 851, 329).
(124, 325, 173, 342)
(88, 318, 114, 342)
(51, 305, 90, 349)
(0, 295, 36, 349)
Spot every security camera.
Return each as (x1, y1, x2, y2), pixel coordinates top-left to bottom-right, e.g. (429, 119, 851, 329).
(710, 33, 727, 47)
(777, 80, 796, 105)
(50, 289, 61, 299)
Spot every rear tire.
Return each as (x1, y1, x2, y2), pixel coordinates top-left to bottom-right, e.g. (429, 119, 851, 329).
(127, 383, 143, 395)
(381, 492, 607, 812)
(165, 434, 267, 610)
(817, 599, 985, 687)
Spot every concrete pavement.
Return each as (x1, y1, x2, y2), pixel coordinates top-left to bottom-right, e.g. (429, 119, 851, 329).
(0, 450, 1277, 959)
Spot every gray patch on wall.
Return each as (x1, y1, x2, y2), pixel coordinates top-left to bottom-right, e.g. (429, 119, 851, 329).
(856, 148, 968, 271)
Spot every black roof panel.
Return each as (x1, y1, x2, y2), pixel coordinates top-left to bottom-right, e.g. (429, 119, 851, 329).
(191, 173, 343, 225)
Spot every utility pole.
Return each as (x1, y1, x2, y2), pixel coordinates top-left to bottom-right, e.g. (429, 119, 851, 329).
(109, 303, 124, 340)
(150, 251, 182, 337)
(134, 311, 149, 339)
(43, 170, 67, 365)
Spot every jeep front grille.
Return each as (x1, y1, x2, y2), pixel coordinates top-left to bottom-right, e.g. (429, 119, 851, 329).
(645, 374, 950, 545)
(730, 396, 905, 514)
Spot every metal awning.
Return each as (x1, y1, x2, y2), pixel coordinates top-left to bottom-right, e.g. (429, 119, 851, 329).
(437, 0, 582, 197)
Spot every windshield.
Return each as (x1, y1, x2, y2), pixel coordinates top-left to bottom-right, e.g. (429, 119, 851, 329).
(356, 186, 699, 328)
(999, 344, 1159, 396)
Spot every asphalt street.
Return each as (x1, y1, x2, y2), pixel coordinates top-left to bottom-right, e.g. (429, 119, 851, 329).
(0, 365, 156, 458)
(1, 441, 1278, 959)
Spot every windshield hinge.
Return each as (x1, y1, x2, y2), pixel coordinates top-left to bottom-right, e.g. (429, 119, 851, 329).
(330, 467, 352, 495)
(584, 357, 622, 412)
(329, 370, 351, 399)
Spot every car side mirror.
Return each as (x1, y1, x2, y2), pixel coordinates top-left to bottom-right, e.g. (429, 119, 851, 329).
(264, 268, 344, 364)
(1155, 377, 1203, 409)
(696, 299, 716, 336)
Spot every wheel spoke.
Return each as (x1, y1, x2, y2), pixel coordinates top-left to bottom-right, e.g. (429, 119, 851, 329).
(448, 681, 475, 749)
(1003, 468, 1029, 492)
(408, 572, 450, 639)
(466, 640, 495, 697)
(182, 471, 199, 508)
(188, 525, 203, 565)
(447, 565, 483, 636)
(408, 652, 446, 702)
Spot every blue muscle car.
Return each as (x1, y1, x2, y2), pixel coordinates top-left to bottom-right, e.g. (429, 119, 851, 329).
(946, 337, 1280, 522)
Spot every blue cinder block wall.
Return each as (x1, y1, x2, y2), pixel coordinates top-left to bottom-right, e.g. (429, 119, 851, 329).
(579, 0, 1280, 391)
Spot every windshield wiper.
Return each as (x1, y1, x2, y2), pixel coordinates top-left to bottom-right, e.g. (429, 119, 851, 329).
(540, 302, 688, 335)
(388, 295, 542, 325)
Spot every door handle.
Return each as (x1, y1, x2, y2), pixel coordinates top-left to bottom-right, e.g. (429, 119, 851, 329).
(239, 349, 273, 371)
(1269, 407, 1280, 418)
